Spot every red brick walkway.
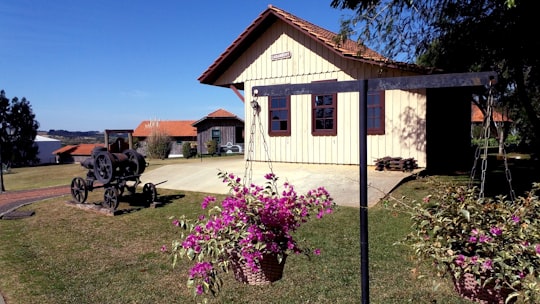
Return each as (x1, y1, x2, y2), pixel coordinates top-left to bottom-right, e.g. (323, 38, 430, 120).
(0, 186, 70, 216)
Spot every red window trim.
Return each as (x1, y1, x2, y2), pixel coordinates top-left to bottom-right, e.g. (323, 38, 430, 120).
(311, 79, 338, 136)
(268, 95, 291, 137)
(367, 91, 385, 135)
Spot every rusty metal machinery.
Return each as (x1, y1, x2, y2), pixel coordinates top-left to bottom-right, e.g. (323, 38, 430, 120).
(70, 147, 157, 211)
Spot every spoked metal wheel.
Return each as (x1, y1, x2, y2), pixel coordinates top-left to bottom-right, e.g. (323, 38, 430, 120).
(94, 151, 114, 184)
(70, 177, 88, 203)
(103, 186, 119, 211)
(143, 183, 157, 204)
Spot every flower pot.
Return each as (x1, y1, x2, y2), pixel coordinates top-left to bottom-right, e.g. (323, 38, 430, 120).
(453, 272, 514, 304)
(229, 252, 287, 286)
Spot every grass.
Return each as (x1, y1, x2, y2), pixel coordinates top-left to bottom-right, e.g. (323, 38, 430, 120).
(2, 154, 244, 191)
(0, 155, 538, 303)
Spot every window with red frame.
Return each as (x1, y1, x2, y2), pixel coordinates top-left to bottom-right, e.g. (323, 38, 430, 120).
(367, 91, 385, 135)
(312, 92, 337, 136)
(268, 96, 291, 136)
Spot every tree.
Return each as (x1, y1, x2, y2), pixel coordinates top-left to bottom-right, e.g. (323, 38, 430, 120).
(145, 121, 171, 159)
(0, 90, 40, 168)
(330, 1, 540, 154)
(330, 0, 517, 61)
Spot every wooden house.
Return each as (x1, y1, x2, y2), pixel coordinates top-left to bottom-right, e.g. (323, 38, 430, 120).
(198, 5, 476, 171)
(193, 108, 244, 154)
(133, 109, 244, 157)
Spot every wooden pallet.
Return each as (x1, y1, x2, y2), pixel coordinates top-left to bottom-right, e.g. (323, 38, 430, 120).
(375, 156, 418, 172)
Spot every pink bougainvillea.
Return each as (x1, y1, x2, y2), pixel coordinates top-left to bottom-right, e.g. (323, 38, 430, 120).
(166, 171, 335, 298)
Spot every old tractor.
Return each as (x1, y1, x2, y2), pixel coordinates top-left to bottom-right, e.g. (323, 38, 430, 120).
(70, 129, 158, 211)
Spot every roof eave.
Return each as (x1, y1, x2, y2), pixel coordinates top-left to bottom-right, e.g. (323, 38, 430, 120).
(198, 9, 277, 86)
(199, 5, 434, 86)
(340, 53, 436, 74)
(193, 116, 244, 127)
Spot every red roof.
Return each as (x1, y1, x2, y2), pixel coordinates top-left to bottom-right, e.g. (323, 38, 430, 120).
(265, 5, 385, 61)
(471, 103, 512, 123)
(52, 144, 105, 156)
(207, 108, 239, 118)
(132, 120, 197, 137)
(199, 5, 423, 86)
(193, 108, 243, 126)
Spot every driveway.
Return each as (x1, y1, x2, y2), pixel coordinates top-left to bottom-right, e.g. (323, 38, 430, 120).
(140, 158, 420, 208)
(0, 186, 70, 219)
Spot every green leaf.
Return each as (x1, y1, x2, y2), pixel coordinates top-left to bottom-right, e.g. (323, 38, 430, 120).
(459, 209, 470, 221)
(187, 248, 195, 260)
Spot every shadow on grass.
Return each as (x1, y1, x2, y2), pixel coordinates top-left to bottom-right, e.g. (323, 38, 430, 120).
(77, 191, 187, 216)
(469, 157, 540, 198)
(119, 192, 185, 208)
(426, 156, 540, 199)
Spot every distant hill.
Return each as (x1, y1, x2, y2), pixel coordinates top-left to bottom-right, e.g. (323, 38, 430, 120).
(45, 130, 102, 137)
(38, 130, 131, 146)
(40, 130, 104, 146)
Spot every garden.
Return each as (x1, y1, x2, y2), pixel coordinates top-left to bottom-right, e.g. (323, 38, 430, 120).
(0, 155, 538, 303)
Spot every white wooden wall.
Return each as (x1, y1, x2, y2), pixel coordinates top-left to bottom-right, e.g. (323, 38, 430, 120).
(213, 19, 427, 167)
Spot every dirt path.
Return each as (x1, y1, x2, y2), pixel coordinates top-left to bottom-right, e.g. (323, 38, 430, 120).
(0, 186, 70, 217)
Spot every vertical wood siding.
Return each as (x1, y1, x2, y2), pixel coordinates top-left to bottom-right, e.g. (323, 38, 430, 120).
(214, 20, 427, 167)
(196, 120, 243, 154)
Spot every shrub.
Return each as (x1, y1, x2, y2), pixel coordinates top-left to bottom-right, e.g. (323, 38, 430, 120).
(205, 140, 218, 155)
(393, 178, 540, 303)
(182, 142, 194, 159)
(146, 128, 171, 159)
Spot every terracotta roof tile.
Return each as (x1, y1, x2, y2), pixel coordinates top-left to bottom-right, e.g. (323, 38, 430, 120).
(52, 145, 76, 154)
(207, 108, 240, 118)
(52, 144, 105, 156)
(267, 5, 386, 61)
(199, 5, 424, 85)
(133, 120, 197, 137)
(193, 109, 244, 126)
(471, 103, 512, 123)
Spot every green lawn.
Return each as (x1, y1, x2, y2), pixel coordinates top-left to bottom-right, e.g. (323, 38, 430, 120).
(1, 156, 536, 303)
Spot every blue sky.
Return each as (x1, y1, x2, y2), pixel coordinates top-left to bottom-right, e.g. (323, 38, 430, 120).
(0, 1, 354, 131)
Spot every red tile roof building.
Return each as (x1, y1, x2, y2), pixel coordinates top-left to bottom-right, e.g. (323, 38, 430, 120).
(471, 103, 512, 123)
(51, 110, 244, 161)
(53, 144, 105, 163)
(133, 120, 197, 138)
(131, 109, 244, 157)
